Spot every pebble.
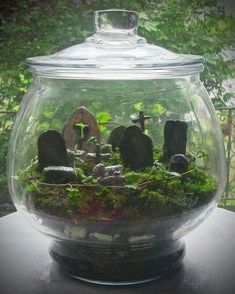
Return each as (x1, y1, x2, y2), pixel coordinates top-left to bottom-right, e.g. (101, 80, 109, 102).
(89, 232, 113, 242)
(64, 225, 87, 239)
(169, 154, 189, 173)
(128, 235, 155, 243)
(92, 163, 106, 178)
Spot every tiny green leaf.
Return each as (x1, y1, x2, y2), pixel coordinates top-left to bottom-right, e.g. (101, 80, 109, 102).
(97, 112, 111, 124)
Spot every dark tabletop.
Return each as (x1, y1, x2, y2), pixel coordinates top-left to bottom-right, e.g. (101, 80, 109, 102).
(0, 208, 235, 294)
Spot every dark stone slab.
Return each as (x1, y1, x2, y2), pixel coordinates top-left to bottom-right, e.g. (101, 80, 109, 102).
(119, 125, 153, 170)
(42, 166, 77, 184)
(169, 154, 189, 174)
(38, 130, 69, 172)
(108, 125, 126, 151)
(163, 120, 188, 162)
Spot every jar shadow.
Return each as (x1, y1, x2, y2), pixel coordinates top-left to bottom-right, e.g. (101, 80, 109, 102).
(48, 262, 203, 294)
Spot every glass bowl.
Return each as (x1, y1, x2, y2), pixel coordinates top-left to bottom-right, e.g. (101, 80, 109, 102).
(7, 9, 226, 285)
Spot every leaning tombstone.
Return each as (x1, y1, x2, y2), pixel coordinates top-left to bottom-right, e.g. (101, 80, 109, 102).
(119, 125, 153, 170)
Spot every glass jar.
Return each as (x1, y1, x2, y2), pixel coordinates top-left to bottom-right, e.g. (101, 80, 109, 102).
(7, 9, 226, 285)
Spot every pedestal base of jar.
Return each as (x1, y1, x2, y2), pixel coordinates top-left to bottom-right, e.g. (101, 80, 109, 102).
(49, 239, 185, 285)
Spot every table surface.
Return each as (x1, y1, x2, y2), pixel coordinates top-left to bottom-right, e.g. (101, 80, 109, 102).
(0, 208, 235, 294)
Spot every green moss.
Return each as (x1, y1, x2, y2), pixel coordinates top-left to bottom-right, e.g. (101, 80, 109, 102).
(81, 176, 98, 185)
(21, 147, 218, 223)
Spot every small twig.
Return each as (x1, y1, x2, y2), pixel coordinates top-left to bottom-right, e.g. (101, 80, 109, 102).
(138, 180, 161, 188)
(30, 180, 125, 190)
(0, 111, 17, 114)
(137, 166, 157, 186)
(99, 122, 127, 126)
(216, 107, 235, 111)
(179, 168, 196, 177)
(34, 181, 97, 188)
(137, 168, 196, 188)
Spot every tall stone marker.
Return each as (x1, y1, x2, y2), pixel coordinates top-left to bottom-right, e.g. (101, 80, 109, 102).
(163, 120, 188, 162)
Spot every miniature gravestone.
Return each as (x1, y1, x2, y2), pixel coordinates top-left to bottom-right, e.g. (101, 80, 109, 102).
(38, 130, 69, 172)
(163, 120, 188, 162)
(119, 125, 153, 170)
(62, 106, 100, 151)
(131, 111, 150, 132)
(108, 125, 126, 151)
(169, 154, 189, 174)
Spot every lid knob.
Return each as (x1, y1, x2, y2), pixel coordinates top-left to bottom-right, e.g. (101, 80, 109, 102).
(94, 9, 139, 36)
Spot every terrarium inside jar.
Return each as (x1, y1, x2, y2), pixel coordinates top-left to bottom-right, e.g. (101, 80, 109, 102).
(7, 10, 226, 284)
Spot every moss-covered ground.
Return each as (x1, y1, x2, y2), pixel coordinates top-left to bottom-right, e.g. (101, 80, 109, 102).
(18, 147, 217, 223)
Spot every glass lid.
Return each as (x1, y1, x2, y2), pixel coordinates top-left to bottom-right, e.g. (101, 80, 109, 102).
(27, 9, 204, 79)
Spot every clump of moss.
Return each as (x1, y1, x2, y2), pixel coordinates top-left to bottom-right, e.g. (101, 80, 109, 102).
(19, 147, 217, 223)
